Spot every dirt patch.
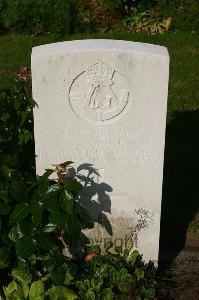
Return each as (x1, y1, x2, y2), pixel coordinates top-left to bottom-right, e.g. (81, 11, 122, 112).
(158, 233, 199, 299)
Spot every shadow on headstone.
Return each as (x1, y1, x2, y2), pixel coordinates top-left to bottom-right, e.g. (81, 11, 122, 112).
(77, 163, 113, 235)
(159, 110, 199, 271)
(66, 163, 113, 257)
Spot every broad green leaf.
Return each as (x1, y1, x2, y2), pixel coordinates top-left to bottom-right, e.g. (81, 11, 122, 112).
(3, 281, 26, 300)
(90, 278, 96, 290)
(41, 255, 53, 272)
(51, 266, 66, 285)
(144, 287, 156, 298)
(115, 246, 122, 254)
(11, 289, 25, 300)
(120, 268, 129, 280)
(0, 165, 12, 178)
(94, 277, 103, 293)
(60, 190, 74, 215)
(35, 232, 57, 251)
(66, 215, 81, 240)
(128, 250, 140, 266)
(111, 270, 119, 284)
(8, 224, 23, 242)
(20, 110, 29, 126)
(0, 247, 11, 269)
(118, 281, 129, 294)
(64, 270, 74, 286)
(101, 288, 114, 300)
(104, 241, 113, 252)
(123, 248, 129, 259)
(22, 284, 29, 298)
(43, 223, 57, 233)
(19, 220, 35, 236)
(135, 268, 145, 280)
(12, 265, 32, 285)
(16, 236, 36, 258)
(99, 264, 108, 275)
(28, 254, 37, 265)
(37, 178, 50, 196)
(3, 280, 18, 297)
(64, 179, 83, 194)
(42, 169, 54, 179)
(63, 161, 74, 166)
(46, 184, 61, 194)
(9, 202, 29, 223)
(30, 193, 43, 226)
(76, 203, 94, 229)
(18, 129, 32, 145)
(29, 280, 45, 300)
(83, 279, 90, 290)
(31, 206, 43, 225)
(87, 244, 101, 255)
(85, 289, 95, 300)
(45, 192, 60, 212)
(29, 294, 44, 299)
(0, 200, 11, 215)
(50, 210, 67, 225)
(47, 286, 77, 300)
(76, 281, 85, 291)
(10, 182, 28, 202)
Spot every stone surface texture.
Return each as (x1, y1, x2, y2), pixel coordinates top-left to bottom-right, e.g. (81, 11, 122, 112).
(32, 39, 169, 263)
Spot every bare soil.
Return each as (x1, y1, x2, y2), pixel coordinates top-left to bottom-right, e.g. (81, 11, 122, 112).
(158, 233, 199, 299)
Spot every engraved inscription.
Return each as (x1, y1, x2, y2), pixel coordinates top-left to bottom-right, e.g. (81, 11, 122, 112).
(69, 61, 130, 122)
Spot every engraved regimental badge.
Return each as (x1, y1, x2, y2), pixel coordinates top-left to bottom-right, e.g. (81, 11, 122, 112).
(69, 61, 130, 122)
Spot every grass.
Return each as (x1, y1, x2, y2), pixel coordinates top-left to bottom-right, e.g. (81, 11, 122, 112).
(0, 32, 199, 254)
(0, 32, 198, 117)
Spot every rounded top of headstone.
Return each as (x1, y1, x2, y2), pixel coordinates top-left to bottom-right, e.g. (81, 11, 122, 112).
(32, 39, 169, 59)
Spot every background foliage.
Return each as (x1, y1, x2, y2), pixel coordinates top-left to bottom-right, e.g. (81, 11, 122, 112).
(0, 0, 75, 35)
(0, 0, 198, 35)
(0, 0, 198, 298)
(0, 72, 158, 299)
(0, 67, 35, 181)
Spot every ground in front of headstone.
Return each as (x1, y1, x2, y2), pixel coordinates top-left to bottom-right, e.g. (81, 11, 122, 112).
(158, 233, 199, 300)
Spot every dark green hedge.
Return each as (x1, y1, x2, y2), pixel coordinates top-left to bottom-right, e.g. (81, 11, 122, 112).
(0, 0, 77, 35)
(0, 0, 168, 35)
(0, 0, 198, 35)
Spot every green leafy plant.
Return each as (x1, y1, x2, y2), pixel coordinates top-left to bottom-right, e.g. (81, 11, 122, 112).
(127, 8, 172, 34)
(0, 69, 92, 299)
(2, 241, 157, 299)
(105, 0, 158, 15)
(75, 242, 157, 299)
(77, 0, 121, 33)
(0, 0, 77, 35)
(0, 160, 94, 298)
(0, 69, 158, 299)
(157, 0, 199, 32)
(0, 66, 35, 181)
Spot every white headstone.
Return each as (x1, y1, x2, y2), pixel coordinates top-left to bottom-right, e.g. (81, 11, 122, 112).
(32, 39, 169, 263)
